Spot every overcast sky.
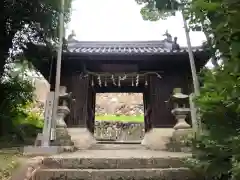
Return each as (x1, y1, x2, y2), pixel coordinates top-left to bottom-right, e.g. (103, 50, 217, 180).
(67, 0, 206, 46)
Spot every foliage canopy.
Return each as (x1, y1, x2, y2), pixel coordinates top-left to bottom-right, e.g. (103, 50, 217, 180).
(137, 0, 240, 179)
(2, 0, 72, 74)
(0, 0, 72, 139)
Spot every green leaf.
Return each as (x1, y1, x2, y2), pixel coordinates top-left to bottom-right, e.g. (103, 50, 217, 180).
(231, 41, 240, 57)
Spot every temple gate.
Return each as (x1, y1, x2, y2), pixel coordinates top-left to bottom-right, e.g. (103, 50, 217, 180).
(33, 38, 210, 149)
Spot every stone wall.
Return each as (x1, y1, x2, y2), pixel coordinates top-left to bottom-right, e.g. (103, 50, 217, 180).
(95, 93, 145, 141)
(95, 93, 144, 116)
(94, 120, 144, 141)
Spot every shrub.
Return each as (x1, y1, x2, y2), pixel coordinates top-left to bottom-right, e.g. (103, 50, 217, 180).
(187, 67, 240, 180)
(0, 73, 43, 144)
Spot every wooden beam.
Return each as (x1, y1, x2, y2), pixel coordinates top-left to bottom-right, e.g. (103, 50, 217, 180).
(94, 86, 145, 93)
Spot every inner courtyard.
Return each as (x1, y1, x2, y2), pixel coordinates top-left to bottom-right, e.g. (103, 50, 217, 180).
(94, 93, 144, 142)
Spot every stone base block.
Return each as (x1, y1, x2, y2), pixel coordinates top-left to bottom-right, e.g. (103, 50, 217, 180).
(141, 128, 174, 150)
(67, 128, 96, 149)
(23, 146, 62, 156)
(172, 129, 192, 142)
(168, 129, 193, 152)
(51, 127, 74, 146)
(60, 146, 78, 152)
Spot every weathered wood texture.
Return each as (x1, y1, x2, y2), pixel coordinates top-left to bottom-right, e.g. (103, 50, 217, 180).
(92, 91, 96, 132)
(143, 85, 151, 132)
(60, 70, 192, 128)
(87, 76, 95, 133)
(65, 74, 89, 127)
(149, 73, 191, 128)
(60, 74, 96, 129)
(149, 75, 172, 128)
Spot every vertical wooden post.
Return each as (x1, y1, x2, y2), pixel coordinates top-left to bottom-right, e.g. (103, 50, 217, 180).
(92, 91, 96, 134)
(143, 91, 148, 132)
(87, 77, 95, 134)
(71, 74, 89, 127)
(149, 75, 175, 128)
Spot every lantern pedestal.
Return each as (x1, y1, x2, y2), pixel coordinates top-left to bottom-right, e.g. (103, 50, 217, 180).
(172, 108, 191, 130)
(170, 108, 192, 152)
(51, 106, 73, 146)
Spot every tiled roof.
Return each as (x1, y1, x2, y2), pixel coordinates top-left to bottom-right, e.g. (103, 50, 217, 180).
(65, 40, 204, 55)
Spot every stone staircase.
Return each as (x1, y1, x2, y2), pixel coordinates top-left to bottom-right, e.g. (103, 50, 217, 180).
(32, 144, 196, 180)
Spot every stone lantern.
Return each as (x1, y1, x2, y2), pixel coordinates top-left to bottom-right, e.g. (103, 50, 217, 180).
(169, 88, 192, 152)
(56, 86, 74, 127)
(171, 88, 191, 130)
(52, 86, 75, 146)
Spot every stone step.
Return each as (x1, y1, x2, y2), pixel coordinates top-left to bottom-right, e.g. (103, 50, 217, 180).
(34, 168, 195, 180)
(96, 140, 141, 144)
(89, 143, 146, 150)
(42, 156, 187, 169)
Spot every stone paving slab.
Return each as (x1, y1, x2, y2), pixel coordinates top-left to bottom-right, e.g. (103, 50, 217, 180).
(43, 157, 187, 169)
(35, 146, 193, 180)
(49, 149, 191, 159)
(89, 143, 146, 150)
(96, 140, 141, 144)
(43, 148, 191, 169)
(34, 168, 195, 180)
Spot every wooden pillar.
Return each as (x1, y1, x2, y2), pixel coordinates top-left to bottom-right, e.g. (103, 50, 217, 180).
(149, 75, 175, 128)
(92, 91, 96, 134)
(70, 74, 89, 127)
(143, 91, 147, 131)
(143, 88, 151, 132)
(86, 79, 95, 134)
